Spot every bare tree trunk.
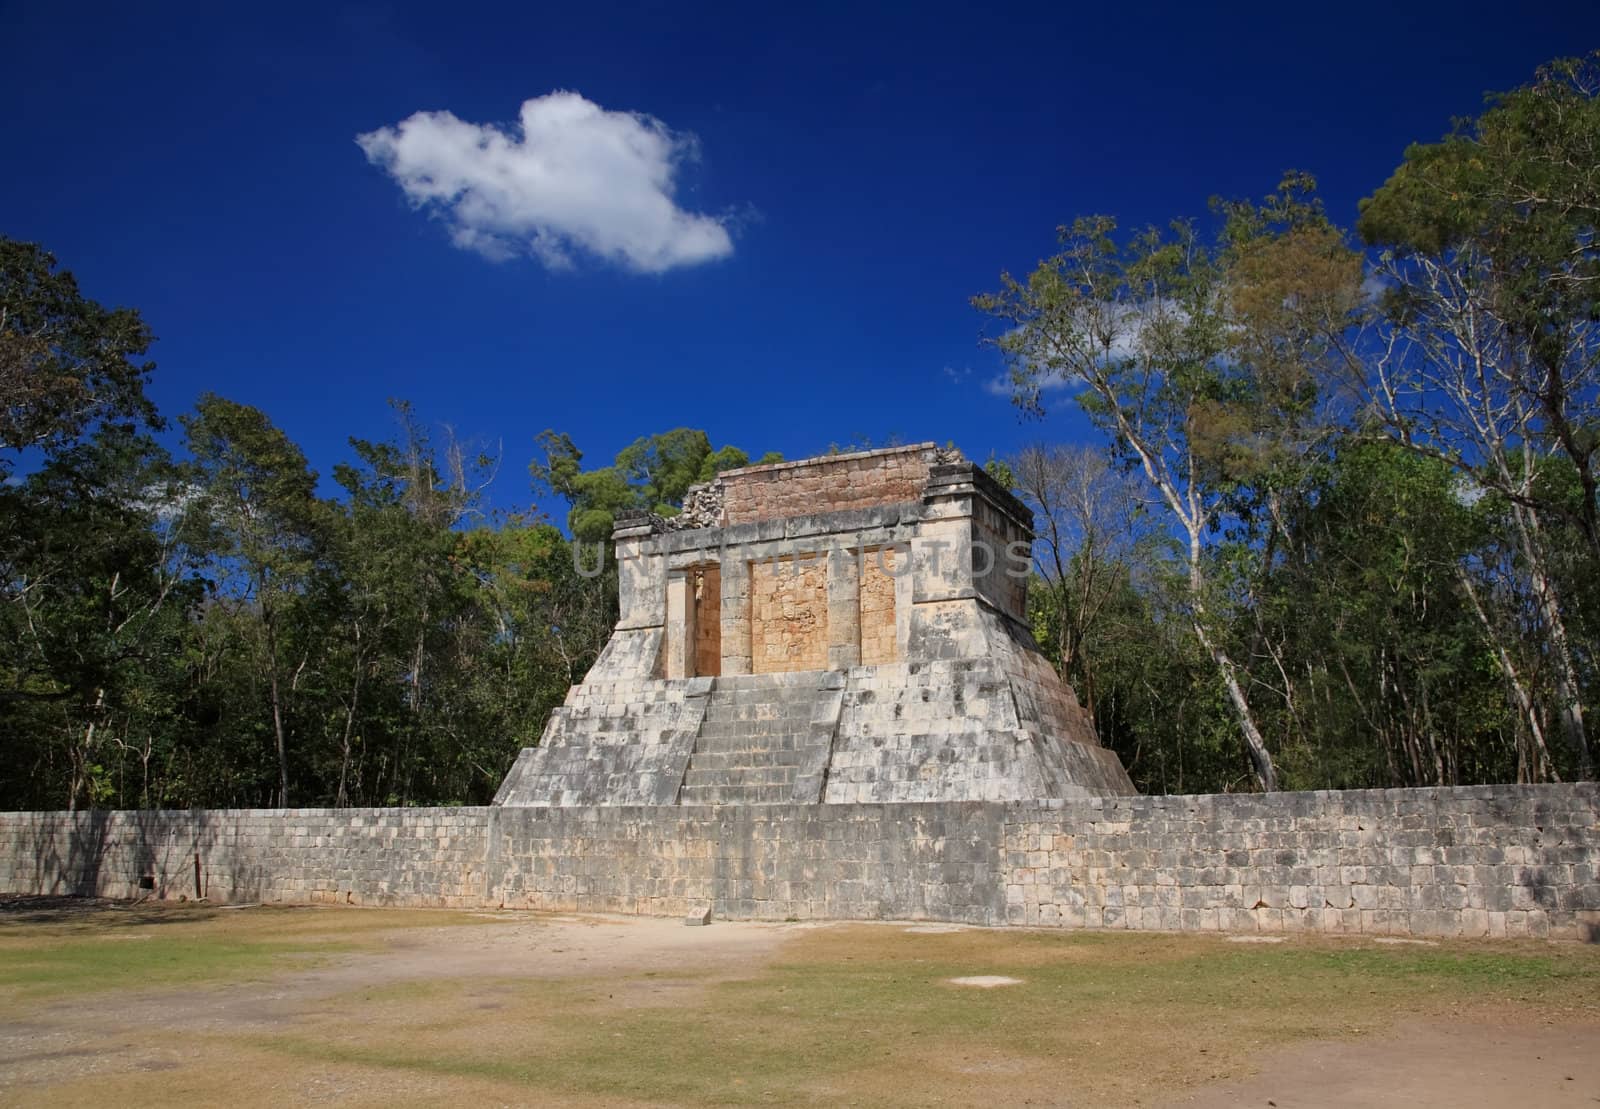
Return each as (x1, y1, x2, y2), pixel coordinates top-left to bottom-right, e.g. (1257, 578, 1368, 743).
(67, 687, 107, 813)
(1532, 359, 1600, 560)
(337, 625, 363, 808)
(409, 623, 426, 714)
(1192, 618, 1278, 791)
(264, 608, 290, 806)
(393, 611, 429, 807)
(1186, 528, 1278, 791)
(1457, 566, 1558, 781)
(1528, 557, 1590, 777)
(1513, 503, 1592, 778)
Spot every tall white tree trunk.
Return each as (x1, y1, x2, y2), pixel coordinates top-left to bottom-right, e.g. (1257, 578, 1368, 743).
(1511, 503, 1592, 778)
(1187, 528, 1278, 791)
(1457, 566, 1558, 782)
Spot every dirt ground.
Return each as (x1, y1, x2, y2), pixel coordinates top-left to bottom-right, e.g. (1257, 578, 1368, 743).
(1168, 1019, 1599, 1108)
(0, 899, 1595, 1107)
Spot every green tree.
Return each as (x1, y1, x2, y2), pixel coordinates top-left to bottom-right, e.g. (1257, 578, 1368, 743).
(1256, 442, 1516, 787)
(1355, 54, 1599, 779)
(0, 238, 158, 470)
(182, 395, 324, 805)
(1008, 443, 1153, 719)
(534, 428, 780, 542)
(0, 424, 203, 808)
(976, 177, 1365, 790)
(0, 238, 193, 810)
(328, 409, 494, 805)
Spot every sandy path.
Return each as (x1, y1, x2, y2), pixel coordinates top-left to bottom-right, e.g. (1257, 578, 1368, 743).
(1168, 1018, 1600, 1108)
(0, 912, 813, 1092)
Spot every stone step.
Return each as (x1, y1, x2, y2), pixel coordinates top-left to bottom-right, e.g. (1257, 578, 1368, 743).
(700, 700, 816, 723)
(678, 783, 797, 805)
(675, 676, 838, 806)
(683, 748, 809, 771)
(699, 715, 812, 731)
(682, 765, 796, 790)
(565, 703, 686, 718)
(695, 721, 813, 741)
(702, 697, 812, 712)
(710, 671, 832, 693)
(689, 730, 812, 753)
(700, 704, 812, 719)
(697, 716, 812, 732)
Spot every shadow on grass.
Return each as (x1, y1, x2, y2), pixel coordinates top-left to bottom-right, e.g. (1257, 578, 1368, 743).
(0, 895, 223, 931)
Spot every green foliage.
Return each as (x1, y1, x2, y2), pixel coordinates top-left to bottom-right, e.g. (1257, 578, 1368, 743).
(975, 174, 1371, 791)
(0, 422, 204, 808)
(1358, 52, 1600, 553)
(981, 454, 1015, 490)
(4, 54, 1599, 806)
(980, 58, 1596, 791)
(1253, 442, 1519, 787)
(0, 239, 159, 470)
(534, 427, 779, 542)
(1357, 52, 1600, 267)
(0, 244, 635, 806)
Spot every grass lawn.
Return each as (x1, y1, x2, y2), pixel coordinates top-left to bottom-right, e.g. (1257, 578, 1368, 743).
(1, 903, 1595, 1107)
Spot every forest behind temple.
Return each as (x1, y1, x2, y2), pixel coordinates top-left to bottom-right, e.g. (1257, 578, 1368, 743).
(3, 56, 1597, 808)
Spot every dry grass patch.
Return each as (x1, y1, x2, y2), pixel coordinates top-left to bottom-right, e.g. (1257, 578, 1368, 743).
(2, 906, 1597, 1107)
(255, 924, 1600, 1106)
(0, 901, 502, 1007)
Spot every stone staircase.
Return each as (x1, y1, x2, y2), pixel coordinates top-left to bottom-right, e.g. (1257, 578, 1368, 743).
(494, 677, 711, 807)
(677, 672, 843, 805)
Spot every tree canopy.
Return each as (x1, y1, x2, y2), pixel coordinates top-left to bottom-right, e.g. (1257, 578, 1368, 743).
(0, 53, 1594, 807)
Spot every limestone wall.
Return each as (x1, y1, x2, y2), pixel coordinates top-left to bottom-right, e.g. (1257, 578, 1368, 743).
(492, 677, 712, 807)
(693, 566, 721, 677)
(749, 555, 829, 673)
(2, 784, 1594, 938)
(826, 660, 1062, 803)
(489, 804, 1000, 922)
(718, 444, 939, 525)
(858, 548, 900, 665)
(0, 808, 491, 908)
(1004, 786, 1599, 938)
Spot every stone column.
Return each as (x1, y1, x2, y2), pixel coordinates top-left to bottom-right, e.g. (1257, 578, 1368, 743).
(664, 571, 695, 678)
(613, 522, 665, 630)
(892, 543, 914, 660)
(719, 558, 752, 675)
(827, 546, 861, 670)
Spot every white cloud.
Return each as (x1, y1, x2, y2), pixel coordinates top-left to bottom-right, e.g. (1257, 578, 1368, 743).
(357, 92, 735, 274)
(982, 299, 1199, 399)
(983, 367, 1087, 398)
(983, 370, 1020, 398)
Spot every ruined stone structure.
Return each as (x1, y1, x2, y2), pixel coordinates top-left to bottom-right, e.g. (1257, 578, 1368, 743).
(8, 450, 1592, 942)
(494, 444, 1134, 807)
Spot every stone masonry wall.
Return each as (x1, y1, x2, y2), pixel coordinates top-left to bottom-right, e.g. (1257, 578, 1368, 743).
(0, 808, 491, 908)
(1, 785, 1594, 938)
(693, 565, 721, 677)
(719, 444, 938, 526)
(489, 804, 1000, 922)
(859, 548, 899, 665)
(1006, 787, 1600, 938)
(750, 555, 828, 674)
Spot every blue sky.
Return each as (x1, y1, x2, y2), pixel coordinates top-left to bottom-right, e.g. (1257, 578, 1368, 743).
(6, 1, 1597, 517)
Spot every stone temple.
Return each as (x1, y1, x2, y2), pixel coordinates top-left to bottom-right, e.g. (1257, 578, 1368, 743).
(495, 443, 1134, 807)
